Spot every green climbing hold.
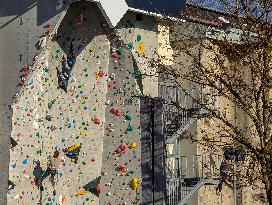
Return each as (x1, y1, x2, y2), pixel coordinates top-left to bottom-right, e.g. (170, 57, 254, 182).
(116, 48, 123, 55)
(135, 69, 142, 78)
(45, 78, 48, 82)
(56, 48, 61, 53)
(127, 125, 133, 131)
(83, 68, 88, 72)
(136, 35, 142, 42)
(125, 114, 132, 121)
(43, 67, 49, 72)
(135, 92, 142, 97)
(128, 43, 133, 50)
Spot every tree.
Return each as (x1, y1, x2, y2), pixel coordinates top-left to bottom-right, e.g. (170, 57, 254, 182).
(140, 0, 272, 204)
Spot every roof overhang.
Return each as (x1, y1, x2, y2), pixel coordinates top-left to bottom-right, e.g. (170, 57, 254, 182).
(91, 0, 129, 28)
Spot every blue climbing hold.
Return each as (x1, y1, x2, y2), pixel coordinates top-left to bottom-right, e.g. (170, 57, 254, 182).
(12, 163, 16, 168)
(22, 159, 28, 165)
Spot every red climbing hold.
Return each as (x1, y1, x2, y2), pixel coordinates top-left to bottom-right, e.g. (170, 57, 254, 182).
(117, 143, 127, 153)
(98, 70, 105, 77)
(22, 65, 29, 71)
(118, 164, 126, 172)
(115, 109, 123, 116)
(96, 183, 102, 192)
(110, 107, 117, 114)
(113, 52, 119, 59)
(91, 157, 96, 162)
(93, 115, 101, 124)
(47, 22, 52, 27)
(75, 14, 83, 25)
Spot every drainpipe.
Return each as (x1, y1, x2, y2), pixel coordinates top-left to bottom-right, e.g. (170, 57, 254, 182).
(151, 98, 155, 204)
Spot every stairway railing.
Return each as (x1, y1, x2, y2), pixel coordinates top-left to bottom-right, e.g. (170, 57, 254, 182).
(167, 154, 222, 205)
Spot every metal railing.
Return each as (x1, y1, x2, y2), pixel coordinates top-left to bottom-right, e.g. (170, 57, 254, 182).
(168, 177, 181, 205)
(167, 154, 223, 205)
(180, 154, 223, 179)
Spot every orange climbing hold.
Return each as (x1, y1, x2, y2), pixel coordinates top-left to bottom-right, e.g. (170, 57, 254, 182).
(59, 194, 65, 205)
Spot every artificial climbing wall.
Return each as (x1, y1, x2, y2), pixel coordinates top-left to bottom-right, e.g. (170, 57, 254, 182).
(8, 1, 161, 205)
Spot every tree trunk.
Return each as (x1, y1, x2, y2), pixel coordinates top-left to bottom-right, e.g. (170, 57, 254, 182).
(261, 163, 272, 205)
(265, 183, 272, 205)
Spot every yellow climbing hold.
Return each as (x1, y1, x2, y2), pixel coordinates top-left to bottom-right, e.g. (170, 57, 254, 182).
(131, 177, 139, 190)
(75, 189, 88, 196)
(139, 42, 145, 54)
(89, 48, 94, 53)
(67, 143, 81, 152)
(80, 131, 88, 137)
(130, 142, 137, 149)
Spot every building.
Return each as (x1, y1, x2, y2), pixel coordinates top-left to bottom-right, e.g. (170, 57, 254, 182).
(6, 1, 267, 205)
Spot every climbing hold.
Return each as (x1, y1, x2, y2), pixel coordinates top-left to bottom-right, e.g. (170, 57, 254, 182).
(22, 159, 28, 165)
(130, 178, 139, 190)
(139, 42, 145, 54)
(110, 107, 117, 114)
(89, 48, 94, 53)
(129, 142, 137, 149)
(117, 143, 127, 153)
(96, 183, 101, 192)
(92, 115, 102, 124)
(115, 109, 123, 116)
(136, 35, 142, 42)
(67, 143, 81, 152)
(98, 70, 105, 77)
(118, 164, 126, 172)
(125, 114, 132, 121)
(127, 125, 133, 131)
(113, 52, 119, 59)
(58, 194, 65, 205)
(75, 14, 84, 25)
(75, 189, 88, 196)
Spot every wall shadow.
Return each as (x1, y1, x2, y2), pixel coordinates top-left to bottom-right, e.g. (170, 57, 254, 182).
(52, 1, 109, 57)
(0, 0, 66, 28)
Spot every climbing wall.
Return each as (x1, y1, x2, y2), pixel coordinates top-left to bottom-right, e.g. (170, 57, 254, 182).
(99, 34, 143, 205)
(8, 1, 162, 205)
(8, 2, 110, 204)
(116, 12, 159, 98)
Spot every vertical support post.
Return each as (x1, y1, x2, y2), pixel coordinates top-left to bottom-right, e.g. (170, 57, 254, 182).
(201, 155, 204, 179)
(178, 139, 181, 178)
(233, 161, 237, 205)
(192, 155, 195, 177)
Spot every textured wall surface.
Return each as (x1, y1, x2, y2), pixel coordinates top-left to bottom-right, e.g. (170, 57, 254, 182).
(7, 1, 159, 205)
